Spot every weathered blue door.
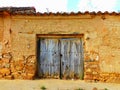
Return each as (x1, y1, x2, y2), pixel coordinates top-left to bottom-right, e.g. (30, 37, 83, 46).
(60, 39, 83, 79)
(38, 38, 83, 79)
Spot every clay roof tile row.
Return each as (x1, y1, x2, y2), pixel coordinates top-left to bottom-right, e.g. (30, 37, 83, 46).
(0, 7, 120, 16)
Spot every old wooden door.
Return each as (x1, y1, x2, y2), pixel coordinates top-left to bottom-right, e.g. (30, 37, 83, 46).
(60, 38, 83, 79)
(38, 39, 60, 78)
(38, 38, 83, 79)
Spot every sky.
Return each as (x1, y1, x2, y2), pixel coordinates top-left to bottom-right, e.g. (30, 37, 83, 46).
(0, 0, 120, 12)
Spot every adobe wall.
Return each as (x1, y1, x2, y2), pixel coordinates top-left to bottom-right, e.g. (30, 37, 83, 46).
(0, 14, 120, 82)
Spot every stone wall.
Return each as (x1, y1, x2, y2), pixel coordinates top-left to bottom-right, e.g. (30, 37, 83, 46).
(0, 14, 120, 82)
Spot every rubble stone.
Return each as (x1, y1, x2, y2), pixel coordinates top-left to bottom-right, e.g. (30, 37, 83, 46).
(0, 68, 10, 76)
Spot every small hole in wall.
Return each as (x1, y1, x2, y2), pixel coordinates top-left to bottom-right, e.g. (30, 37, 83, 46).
(101, 16, 106, 20)
(86, 37, 90, 40)
(9, 29, 12, 34)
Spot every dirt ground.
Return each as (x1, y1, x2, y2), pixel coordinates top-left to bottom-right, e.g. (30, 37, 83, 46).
(0, 79, 120, 90)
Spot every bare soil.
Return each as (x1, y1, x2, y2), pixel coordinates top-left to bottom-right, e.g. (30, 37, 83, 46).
(0, 79, 120, 90)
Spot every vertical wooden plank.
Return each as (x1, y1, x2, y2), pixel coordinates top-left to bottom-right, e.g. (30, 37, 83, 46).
(70, 40, 75, 79)
(47, 39, 60, 78)
(39, 39, 49, 78)
(60, 39, 71, 79)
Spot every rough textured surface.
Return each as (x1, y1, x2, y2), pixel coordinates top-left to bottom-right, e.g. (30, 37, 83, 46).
(0, 7, 120, 82)
(38, 38, 84, 79)
(0, 7, 36, 14)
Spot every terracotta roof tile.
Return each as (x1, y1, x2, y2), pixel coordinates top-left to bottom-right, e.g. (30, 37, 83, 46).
(0, 7, 120, 16)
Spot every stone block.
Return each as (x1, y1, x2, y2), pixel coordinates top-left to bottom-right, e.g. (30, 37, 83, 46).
(90, 64, 99, 69)
(21, 73, 27, 78)
(12, 72, 23, 79)
(84, 74, 93, 80)
(2, 62, 10, 68)
(85, 68, 92, 73)
(25, 73, 34, 79)
(92, 71, 99, 75)
(10, 66, 16, 73)
(0, 74, 3, 79)
(85, 72, 92, 75)
(2, 58, 10, 63)
(0, 60, 3, 64)
(2, 53, 12, 60)
(0, 68, 10, 76)
(25, 64, 35, 70)
(15, 65, 24, 71)
(5, 75, 13, 79)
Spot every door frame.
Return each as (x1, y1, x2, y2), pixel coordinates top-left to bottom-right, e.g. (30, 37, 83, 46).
(36, 34, 84, 79)
(37, 34, 84, 39)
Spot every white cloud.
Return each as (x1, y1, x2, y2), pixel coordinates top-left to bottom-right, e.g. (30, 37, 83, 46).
(78, 0, 117, 12)
(0, 0, 68, 12)
(36, 0, 68, 12)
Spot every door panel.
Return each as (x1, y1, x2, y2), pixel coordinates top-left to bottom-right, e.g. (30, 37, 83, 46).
(71, 39, 81, 79)
(39, 39, 60, 78)
(60, 39, 82, 79)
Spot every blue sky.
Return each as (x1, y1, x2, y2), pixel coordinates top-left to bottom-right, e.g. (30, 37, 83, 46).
(0, 0, 120, 12)
(115, 1, 120, 12)
(67, 0, 80, 12)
